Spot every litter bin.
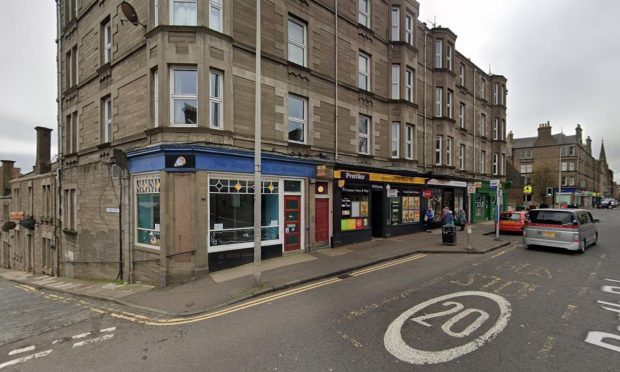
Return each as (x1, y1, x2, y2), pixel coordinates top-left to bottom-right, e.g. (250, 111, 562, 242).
(442, 224, 457, 245)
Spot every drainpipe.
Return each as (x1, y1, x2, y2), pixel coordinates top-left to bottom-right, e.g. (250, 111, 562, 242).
(423, 28, 428, 172)
(55, 0, 63, 277)
(470, 68, 477, 224)
(334, 1, 339, 162)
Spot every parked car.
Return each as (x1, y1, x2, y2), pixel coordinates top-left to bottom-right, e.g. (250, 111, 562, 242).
(523, 209, 599, 253)
(499, 211, 528, 233)
(611, 199, 619, 208)
(599, 198, 615, 209)
(566, 202, 580, 208)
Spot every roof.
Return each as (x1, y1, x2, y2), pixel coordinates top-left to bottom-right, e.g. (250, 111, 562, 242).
(512, 133, 578, 149)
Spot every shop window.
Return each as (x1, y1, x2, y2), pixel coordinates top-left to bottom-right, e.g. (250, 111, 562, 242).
(340, 186, 369, 231)
(209, 178, 280, 248)
(136, 176, 161, 248)
(401, 190, 421, 224)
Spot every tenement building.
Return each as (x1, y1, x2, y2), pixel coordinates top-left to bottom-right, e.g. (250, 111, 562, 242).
(509, 122, 613, 208)
(55, 0, 508, 286)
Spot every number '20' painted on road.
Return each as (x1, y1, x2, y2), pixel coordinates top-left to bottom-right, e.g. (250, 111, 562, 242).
(384, 291, 512, 365)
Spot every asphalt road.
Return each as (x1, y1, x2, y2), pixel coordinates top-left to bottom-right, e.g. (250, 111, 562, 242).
(1, 209, 619, 371)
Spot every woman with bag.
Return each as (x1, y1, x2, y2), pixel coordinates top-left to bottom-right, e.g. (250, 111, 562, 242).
(458, 209, 467, 231)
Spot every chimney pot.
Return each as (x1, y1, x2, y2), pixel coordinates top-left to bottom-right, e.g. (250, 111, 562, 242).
(34, 126, 53, 174)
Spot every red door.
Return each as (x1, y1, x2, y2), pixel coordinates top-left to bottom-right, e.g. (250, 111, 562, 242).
(284, 195, 301, 251)
(315, 198, 329, 244)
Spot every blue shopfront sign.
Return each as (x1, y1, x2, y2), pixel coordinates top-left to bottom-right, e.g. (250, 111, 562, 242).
(127, 145, 317, 178)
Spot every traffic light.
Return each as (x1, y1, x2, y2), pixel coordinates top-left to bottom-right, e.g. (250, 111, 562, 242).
(546, 187, 553, 197)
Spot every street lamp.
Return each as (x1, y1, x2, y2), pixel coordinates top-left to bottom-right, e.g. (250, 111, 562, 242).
(253, 0, 262, 286)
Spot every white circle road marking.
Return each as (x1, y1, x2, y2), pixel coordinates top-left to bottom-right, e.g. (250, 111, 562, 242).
(384, 291, 512, 365)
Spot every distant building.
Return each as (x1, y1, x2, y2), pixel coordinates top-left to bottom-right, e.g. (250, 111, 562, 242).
(508, 122, 613, 208)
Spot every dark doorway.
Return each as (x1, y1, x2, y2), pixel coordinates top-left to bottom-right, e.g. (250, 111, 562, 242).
(371, 190, 384, 237)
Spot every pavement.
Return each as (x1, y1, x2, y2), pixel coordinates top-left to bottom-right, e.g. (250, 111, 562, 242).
(0, 221, 516, 317)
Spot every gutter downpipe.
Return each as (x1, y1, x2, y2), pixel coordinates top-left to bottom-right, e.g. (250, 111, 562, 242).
(471, 68, 476, 224)
(334, 1, 339, 161)
(55, 0, 63, 277)
(423, 28, 428, 172)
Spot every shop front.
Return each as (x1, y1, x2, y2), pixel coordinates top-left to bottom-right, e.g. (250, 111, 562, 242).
(332, 170, 426, 246)
(470, 180, 507, 223)
(425, 179, 468, 224)
(127, 145, 321, 281)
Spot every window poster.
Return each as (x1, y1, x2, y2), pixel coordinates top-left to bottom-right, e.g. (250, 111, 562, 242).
(401, 189, 421, 224)
(340, 185, 370, 230)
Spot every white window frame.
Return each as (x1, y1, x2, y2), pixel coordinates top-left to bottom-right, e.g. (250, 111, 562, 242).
(493, 118, 499, 140)
(391, 64, 400, 99)
(209, 0, 223, 32)
(493, 153, 499, 175)
(287, 94, 307, 144)
(405, 13, 413, 45)
(447, 90, 453, 119)
(154, 0, 159, 26)
(209, 69, 223, 129)
(170, 67, 198, 127)
(480, 150, 486, 174)
(459, 144, 466, 170)
(459, 63, 465, 85)
(435, 135, 442, 165)
(153, 69, 159, 127)
(103, 19, 111, 64)
(358, 0, 370, 27)
(480, 113, 486, 137)
(391, 122, 400, 158)
(447, 44, 453, 71)
(170, 0, 197, 26)
(435, 87, 443, 117)
(446, 137, 453, 166)
(480, 77, 486, 99)
(103, 97, 112, 143)
(135, 174, 162, 250)
(358, 52, 370, 90)
(406, 124, 414, 160)
(501, 154, 505, 175)
(405, 68, 414, 102)
(459, 102, 466, 129)
(435, 39, 443, 68)
(493, 83, 499, 105)
(63, 188, 77, 231)
(287, 17, 307, 67)
(358, 115, 371, 155)
(391, 7, 400, 41)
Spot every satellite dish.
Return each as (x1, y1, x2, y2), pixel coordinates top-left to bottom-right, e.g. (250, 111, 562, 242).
(120, 1, 144, 27)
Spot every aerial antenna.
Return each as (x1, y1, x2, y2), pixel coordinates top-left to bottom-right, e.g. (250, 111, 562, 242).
(120, 1, 146, 29)
(427, 16, 437, 28)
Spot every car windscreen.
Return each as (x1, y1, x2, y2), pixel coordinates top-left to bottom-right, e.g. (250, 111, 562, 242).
(500, 213, 521, 221)
(528, 211, 575, 225)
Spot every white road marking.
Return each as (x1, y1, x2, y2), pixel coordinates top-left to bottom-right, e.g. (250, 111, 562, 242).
(72, 334, 114, 348)
(0, 350, 53, 370)
(72, 332, 91, 339)
(52, 339, 62, 345)
(585, 331, 620, 353)
(8, 345, 35, 356)
(100, 327, 116, 333)
(384, 291, 512, 365)
(492, 250, 508, 258)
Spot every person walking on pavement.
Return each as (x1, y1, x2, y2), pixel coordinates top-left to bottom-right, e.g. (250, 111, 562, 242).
(458, 209, 467, 231)
(424, 207, 434, 232)
(443, 209, 455, 226)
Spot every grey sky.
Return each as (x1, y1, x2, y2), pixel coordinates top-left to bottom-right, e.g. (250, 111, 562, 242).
(0, 0, 617, 181)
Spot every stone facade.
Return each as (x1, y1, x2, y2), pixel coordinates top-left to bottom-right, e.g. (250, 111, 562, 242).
(55, 0, 508, 286)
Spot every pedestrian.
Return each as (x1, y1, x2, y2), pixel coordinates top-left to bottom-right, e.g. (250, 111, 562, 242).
(424, 207, 434, 232)
(458, 209, 467, 231)
(443, 209, 455, 225)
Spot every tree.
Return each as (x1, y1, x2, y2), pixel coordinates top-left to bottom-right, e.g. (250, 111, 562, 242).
(532, 164, 554, 204)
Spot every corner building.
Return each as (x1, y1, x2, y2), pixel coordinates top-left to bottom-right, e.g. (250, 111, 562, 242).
(57, 0, 508, 286)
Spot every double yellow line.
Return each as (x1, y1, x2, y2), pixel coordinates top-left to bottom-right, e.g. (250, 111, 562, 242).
(111, 253, 427, 326)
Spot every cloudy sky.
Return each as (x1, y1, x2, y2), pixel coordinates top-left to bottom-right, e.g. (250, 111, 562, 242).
(0, 0, 618, 181)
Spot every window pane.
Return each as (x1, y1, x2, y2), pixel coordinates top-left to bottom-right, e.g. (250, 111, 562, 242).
(359, 137, 368, 153)
(138, 194, 160, 229)
(358, 55, 367, 72)
(174, 70, 197, 94)
(210, 194, 254, 230)
(284, 180, 302, 193)
(211, 101, 220, 127)
(210, 6, 221, 31)
(173, 1, 197, 26)
(288, 120, 304, 142)
(288, 44, 304, 65)
(359, 117, 368, 134)
(210, 72, 220, 97)
(288, 20, 304, 45)
(288, 96, 304, 119)
(174, 99, 197, 124)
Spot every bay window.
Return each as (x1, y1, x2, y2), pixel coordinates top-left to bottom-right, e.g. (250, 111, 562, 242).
(171, 0, 197, 26)
(170, 67, 198, 126)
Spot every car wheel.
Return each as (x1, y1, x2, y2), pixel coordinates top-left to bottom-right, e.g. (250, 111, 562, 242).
(578, 239, 586, 254)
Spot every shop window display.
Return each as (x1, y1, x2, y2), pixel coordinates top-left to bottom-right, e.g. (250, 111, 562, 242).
(136, 176, 161, 247)
(209, 178, 280, 247)
(401, 190, 421, 224)
(430, 189, 443, 222)
(340, 186, 369, 231)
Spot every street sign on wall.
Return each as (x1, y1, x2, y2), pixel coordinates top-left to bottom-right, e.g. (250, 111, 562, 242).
(523, 185, 532, 194)
(467, 186, 476, 194)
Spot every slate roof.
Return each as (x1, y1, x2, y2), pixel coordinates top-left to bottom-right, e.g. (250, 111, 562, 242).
(512, 133, 578, 149)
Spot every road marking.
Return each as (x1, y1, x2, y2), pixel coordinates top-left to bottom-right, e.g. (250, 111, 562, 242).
(351, 254, 426, 277)
(0, 350, 53, 370)
(72, 334, 114, 348)
(15, 284, 36, 292)
(100, 327, 116, 333)
(560, 304, 577, 321)
(72, 332, 91, 339)
(537, 336, 555, 361)
(384, 291, 512, 365)
(8, 345, 35, 356)
(492, 250, 507, 258)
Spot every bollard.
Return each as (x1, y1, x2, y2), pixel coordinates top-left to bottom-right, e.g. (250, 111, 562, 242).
(466, 227, 473, 250)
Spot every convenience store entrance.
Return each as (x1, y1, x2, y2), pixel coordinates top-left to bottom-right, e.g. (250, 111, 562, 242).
(371, 189, 384, 237)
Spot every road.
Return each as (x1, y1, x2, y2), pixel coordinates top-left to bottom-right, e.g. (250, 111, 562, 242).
(1, 209, 619, 371)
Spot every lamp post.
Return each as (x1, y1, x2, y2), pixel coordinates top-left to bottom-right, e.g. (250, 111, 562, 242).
(558, 146, 562, 207)
(253, 0, 262, 286)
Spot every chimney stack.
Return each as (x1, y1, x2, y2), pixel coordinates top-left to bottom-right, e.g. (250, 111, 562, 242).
(34, 126, 53, 174)
(575, 124, 583, 144)
(1, 160, 15, 196)
(586, 136, 592, 154)
(537, 121, 552, 137)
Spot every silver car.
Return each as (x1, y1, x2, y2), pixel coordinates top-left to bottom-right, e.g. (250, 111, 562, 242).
(523, 209, 599, 253)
